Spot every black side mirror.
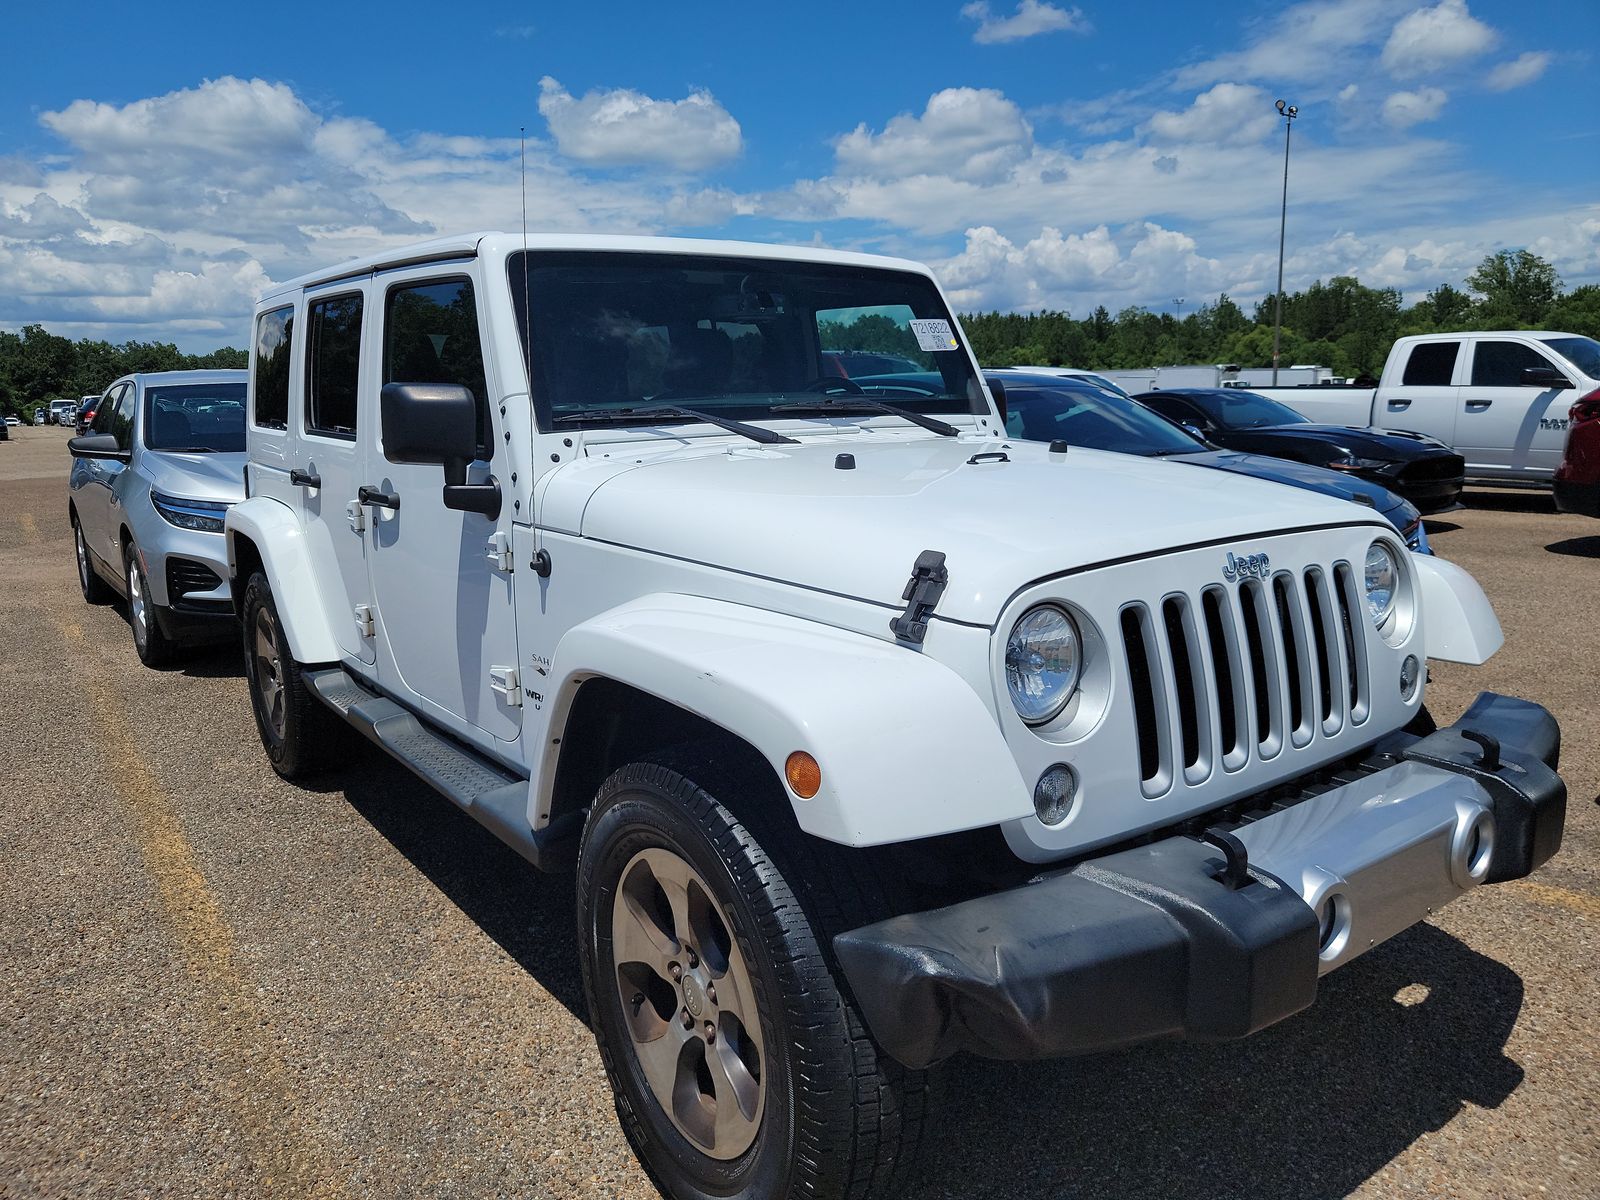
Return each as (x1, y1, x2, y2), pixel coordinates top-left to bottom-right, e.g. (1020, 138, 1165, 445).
(1520, 366, 1571, 389)
(986, 377, 1007, 422)
(67, 433, 130, 462)
(380, 382, 500, 518)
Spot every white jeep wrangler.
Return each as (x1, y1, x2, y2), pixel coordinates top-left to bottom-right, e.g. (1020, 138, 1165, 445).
(227, 233, 1566, 1200)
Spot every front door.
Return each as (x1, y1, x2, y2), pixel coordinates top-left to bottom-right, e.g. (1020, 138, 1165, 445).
(298, 283, 376, 664)
(79, 383, 134, 568)
(362, 267, 522, 746)
(1375, 339, 1460, 448)
(1459, 338, 1573, 479)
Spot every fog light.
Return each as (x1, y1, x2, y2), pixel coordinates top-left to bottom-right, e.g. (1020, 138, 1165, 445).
(1400, 654, 1420, 700)
(1033, 764, 1078, 826)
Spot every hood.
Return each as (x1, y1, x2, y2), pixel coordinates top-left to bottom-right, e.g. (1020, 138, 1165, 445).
(1172, 449, 1411, 527)
(558, 436, 1380, 627)
(140, 449, 248, 504)
(1236, 424, 1453, 462)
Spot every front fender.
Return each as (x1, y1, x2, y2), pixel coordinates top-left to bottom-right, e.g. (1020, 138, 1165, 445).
(1413, 554, 1503, 664)
(224, 497, 341, 665)
(539, 594, 1032, 846)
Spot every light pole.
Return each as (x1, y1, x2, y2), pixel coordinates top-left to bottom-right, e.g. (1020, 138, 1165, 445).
(1271, 99, 1298, 385)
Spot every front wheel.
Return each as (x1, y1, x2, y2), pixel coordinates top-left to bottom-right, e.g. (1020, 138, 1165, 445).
(124, 542, 178, 668)
(240, 571, 345, 779)
(577, 754, 934, 1200)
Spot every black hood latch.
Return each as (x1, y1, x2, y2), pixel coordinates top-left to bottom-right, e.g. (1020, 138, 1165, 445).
(890, 550, 948, 645)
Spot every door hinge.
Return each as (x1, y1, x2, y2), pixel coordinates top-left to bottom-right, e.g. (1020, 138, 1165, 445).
(486, 531, 513, 572)
(889, 549, 948, 645)
(346, 501, 366, 533)
(354, 604, 375, 637)
(490, 665, 523, 707)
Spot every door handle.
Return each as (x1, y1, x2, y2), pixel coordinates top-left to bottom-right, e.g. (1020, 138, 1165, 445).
(357, 485, 400, 510)
(1386, 399, 1412, 410)
(290, 468, 322, 488)
(1465, 399, 1492, 411)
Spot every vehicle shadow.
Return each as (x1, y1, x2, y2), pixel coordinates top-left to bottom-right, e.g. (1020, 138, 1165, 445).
(917, 924, 1523, 1200)
(1460, 489, 1556, 514)
(1546, 535, 1600, 559)
(314, 753, 589, 1022)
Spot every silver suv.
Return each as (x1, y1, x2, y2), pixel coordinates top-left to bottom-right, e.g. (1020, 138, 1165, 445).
(68, 370, 247, 666)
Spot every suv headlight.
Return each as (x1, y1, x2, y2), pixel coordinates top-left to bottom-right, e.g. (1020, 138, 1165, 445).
(1363, 541, 1400, 625)
(151, 491, 230, 533)
(1005, 605, 1082, 724)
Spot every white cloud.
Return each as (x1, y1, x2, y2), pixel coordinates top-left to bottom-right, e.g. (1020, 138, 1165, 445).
(1145, 84, 1278, 145)
(1380, 0, 1497, 76)
(537, 77, 742, 171)
(1485, 51, 1551, 91)
(833, 88, 1033, 184)
(961, 0, 1087, 44)
(1382, 87, 1448, 126)
(1175, 0, 1402, 88)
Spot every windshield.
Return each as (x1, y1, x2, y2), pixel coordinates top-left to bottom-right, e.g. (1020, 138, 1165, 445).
(143, 382, 247, 452)
(509, 251, 982, 430)
(1185, 389, 1310, 430)
(1538, 336, 1600, 379)
(1002, 380, 1203, 455)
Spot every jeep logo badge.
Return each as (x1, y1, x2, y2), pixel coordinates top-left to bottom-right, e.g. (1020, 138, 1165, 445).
(1222, 551, 1270, 583)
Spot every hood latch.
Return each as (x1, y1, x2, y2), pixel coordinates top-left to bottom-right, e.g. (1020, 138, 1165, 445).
(890, 550, 948, 645)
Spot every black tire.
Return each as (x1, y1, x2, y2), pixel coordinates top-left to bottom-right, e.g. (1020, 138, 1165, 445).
(240, 571, 345, 779)
(123, 542, 179, 668)
(72, 514, 113, 605)
(577, 751, 935, 1200)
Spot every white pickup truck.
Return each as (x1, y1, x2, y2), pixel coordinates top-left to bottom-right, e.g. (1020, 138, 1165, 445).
(225, 234, 1566, 1200)
(1248, 331, 1600, 487)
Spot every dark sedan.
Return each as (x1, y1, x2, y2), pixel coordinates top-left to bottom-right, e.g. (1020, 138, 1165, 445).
(855, 371, 1429, 551)
(1133, 387, 1464, 514)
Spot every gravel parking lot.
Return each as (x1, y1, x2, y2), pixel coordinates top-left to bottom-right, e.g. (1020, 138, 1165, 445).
(2, 421, 1595, 1199)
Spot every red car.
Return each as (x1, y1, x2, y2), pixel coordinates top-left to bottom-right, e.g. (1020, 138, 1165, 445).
(1554, 389, 1600, 517)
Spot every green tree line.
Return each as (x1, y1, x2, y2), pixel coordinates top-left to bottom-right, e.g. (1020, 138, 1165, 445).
(0, 324, 247, 420)
(963, 250, 1600, 378)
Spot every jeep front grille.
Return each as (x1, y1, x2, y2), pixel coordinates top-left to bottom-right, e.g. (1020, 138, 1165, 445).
(1121, 564, 1371, 796)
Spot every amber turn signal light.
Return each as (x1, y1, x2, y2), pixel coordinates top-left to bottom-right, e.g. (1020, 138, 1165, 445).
(785, 751, 821, 798)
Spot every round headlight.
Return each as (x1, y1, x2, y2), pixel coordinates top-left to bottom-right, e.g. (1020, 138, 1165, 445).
(1005, 605, 1082, 724)
(1364, 541, 1399, 626)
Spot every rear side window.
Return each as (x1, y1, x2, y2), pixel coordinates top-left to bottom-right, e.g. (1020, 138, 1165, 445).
(253, 306, 295, 430)
(383, 278, 489, 454)
(1471, 340, 1559, 388)
(1401, 341, 1458, 386)
(306, 293, 363, 438)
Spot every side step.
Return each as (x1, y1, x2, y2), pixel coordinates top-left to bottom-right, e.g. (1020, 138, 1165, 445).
(306, 668, 579, 871)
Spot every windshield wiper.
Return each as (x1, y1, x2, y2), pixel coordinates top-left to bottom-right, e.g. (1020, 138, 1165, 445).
(768, 398, 959, 437)
(553, 405, 796, 446)
(158, 445, 223, 453)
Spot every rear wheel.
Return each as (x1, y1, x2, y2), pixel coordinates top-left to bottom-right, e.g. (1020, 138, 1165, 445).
(124, 543, 178, 668)
(577, 753, 934, 1200)
(241, 571, 345, 779)
(72, 516, 113, 605)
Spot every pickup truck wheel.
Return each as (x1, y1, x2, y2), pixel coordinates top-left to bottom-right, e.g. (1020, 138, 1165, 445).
(124, 542, 178, 668)
(73, 517, 112, 605)
(577, 755, 934, 1200)
(240, 571, 342, 779)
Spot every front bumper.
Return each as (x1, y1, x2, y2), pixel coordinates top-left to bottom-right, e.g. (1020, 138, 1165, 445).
(1554, 478, 1600, 518)
(834, 693, 1564, 1069)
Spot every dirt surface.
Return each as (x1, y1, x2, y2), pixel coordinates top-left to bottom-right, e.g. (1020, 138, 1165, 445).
(2, 421, 1596, 1199)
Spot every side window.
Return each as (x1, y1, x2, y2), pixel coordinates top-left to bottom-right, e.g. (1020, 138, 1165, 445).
(1145, 395, 1197, 426)
(1471, 341, 1560, 388)
(383, 278, 489, 454)
(306, 293, 363, 439)
(253, 305, 295, 430)
(90, 385, 123, 435)
(1402, 341, 1459, 386)
(110, 385, 138, 450)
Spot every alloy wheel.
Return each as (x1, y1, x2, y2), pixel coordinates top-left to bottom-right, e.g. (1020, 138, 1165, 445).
(126, 553, 149, 652)
(252, 606, 286, 740)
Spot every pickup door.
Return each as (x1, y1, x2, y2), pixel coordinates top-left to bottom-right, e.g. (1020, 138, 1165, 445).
(1374, 339, 1460, 449)
(1455, 338, 1573, 480)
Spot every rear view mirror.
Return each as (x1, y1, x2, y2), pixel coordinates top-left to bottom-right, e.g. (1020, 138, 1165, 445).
(1521, 366, 1571, 389)
(380, 383, 500, 519)
(67, 433, 130, 462)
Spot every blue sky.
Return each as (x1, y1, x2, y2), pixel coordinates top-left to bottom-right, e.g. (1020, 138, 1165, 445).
(1, 0, 1595, 350)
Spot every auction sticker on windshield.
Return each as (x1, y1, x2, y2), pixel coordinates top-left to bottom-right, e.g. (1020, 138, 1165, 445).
(910, 319, 959, 352)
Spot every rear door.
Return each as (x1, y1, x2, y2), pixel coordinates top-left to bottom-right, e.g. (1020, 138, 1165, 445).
(298, 282, 376, 664)
(1459, 338, 1573, 479)
(1375, 339, 1460, 447)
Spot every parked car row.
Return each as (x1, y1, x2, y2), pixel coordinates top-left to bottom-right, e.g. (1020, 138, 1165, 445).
(63, 233, 1569, 1200)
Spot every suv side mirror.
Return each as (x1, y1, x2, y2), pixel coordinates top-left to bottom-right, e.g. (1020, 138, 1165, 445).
(1521, 365, 1571, 389)
(380, 382, 501, 518)
(68, 433, 130, 462)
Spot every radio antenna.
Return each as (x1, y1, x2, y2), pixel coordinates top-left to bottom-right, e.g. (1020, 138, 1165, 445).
(519, 126, 532, 384)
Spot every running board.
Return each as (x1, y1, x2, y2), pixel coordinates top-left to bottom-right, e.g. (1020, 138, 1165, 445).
(305, 668, 579, 871)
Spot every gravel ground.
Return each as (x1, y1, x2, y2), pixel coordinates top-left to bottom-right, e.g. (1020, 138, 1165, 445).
(1, 422, 1595, 1199)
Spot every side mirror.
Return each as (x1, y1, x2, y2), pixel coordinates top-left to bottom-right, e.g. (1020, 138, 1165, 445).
(380, 382, 500, 519)
(1182, 422, 1206, 438)
(1521, 366, 1571, 389)
(68, 433, 130, 462)
(987, 377, 1008, 422)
